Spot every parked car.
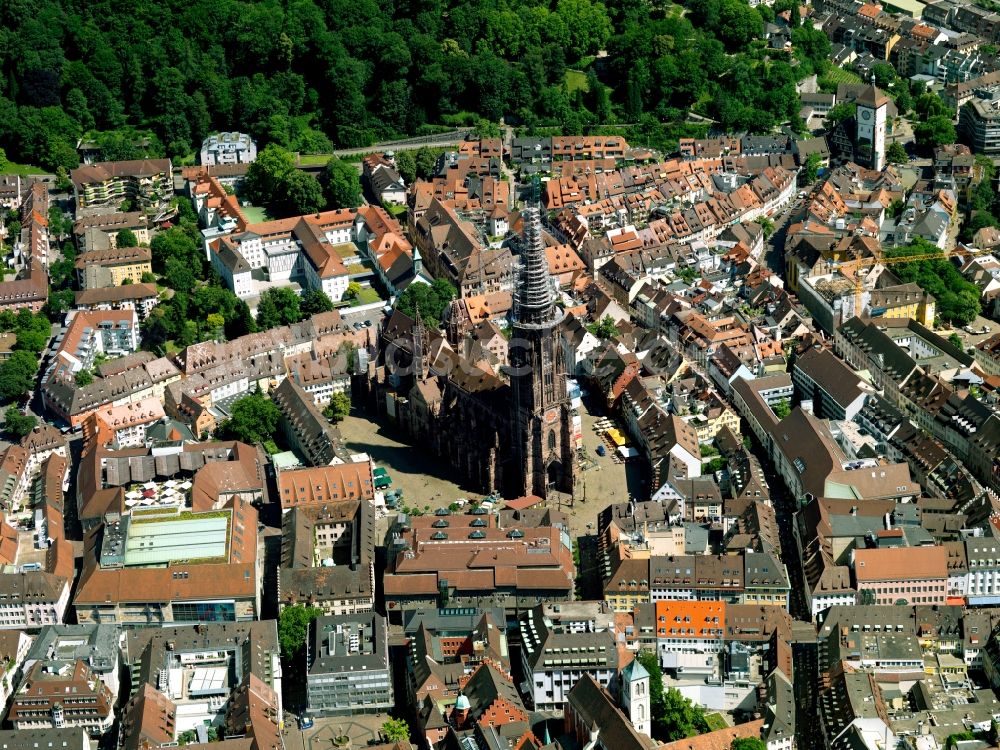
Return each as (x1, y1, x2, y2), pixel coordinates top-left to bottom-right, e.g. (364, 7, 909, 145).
(298, 717, 314, 730)
(596, 445, 606, 457)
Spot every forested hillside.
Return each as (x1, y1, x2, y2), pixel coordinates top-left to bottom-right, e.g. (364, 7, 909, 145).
(0, 0, 826, 171)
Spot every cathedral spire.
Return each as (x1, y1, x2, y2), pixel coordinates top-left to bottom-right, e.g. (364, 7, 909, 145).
(413, 302, 426, 376)
(514, 207, 560, 328)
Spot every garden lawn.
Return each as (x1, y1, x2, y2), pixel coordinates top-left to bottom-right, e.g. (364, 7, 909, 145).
(351, 287, 382, 306)
(241, 205, 270, 223)
(565, 69, 590, 94)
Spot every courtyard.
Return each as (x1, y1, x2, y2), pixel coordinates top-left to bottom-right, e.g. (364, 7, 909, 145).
(284, 712, 393, 750)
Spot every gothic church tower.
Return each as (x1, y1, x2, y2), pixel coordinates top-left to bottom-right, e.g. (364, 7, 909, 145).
(507, 207, 577, 498)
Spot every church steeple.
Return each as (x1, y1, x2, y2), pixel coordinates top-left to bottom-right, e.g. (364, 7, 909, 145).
(412, 303, 426, 377)
(514, 207, 560, 329)
(506, 203, 576, 499)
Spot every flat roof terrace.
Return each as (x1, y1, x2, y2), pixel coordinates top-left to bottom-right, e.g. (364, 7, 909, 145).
(123, 515, 229, 567)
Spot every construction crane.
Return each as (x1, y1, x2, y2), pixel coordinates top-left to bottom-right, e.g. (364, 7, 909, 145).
(848, 245, 993, 320)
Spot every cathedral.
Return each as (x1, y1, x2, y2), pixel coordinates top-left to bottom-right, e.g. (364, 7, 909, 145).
(371, 207, 578, 499)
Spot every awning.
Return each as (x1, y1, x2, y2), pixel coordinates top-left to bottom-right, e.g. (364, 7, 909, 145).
(606, 428, 627, 447)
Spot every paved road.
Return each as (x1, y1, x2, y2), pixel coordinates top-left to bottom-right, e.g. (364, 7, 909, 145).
(332, 129, 471, 157)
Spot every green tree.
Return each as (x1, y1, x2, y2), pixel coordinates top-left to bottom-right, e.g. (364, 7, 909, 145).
(380, 719, 410, 742)
(3, 406, 36, 438)
(961, 212, 999, 244)
(226, 300, 258, 341)
(116, 228, 138, 248)
(345, 281, 363, 300)
(244, 144, 297, 208)
(660, 687, 709, 741)
(326, 392, 352, 423)
(773, 398, 791, 419)
(395, 151, 417, 184)
(150, 227, 204, 277)
(277, 604, 322, 666)
(913, 115, 956, 152)
(301, 290, 335, 316)
(824, 102, 855, 127)
(948, 332, 964, 349)
(75, 370, 94, 387)
(164, 257, 197, 294)
(275, 171, 325, 218)
(556, 0, 612, 59)
(587, 315, 620, 339)
(731, 739, 767, 750)
(755, 217, 775, 238)
(216, 392, 281, 445)
(320, 157, 362, 210)
(886, 141, 908, 165)
(414, 147, 437, 180)
(916, 93, 947, 120)
(886, 239, 982, 324)
(803, 153, 823, 183)
(395, 278, 457, 328)
(0, 351, 38, 402)
(256, 287, 302, 330)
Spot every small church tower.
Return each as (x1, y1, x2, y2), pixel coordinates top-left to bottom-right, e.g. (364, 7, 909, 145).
(855, 79, 889, 171)
(620, 658, 651, 738)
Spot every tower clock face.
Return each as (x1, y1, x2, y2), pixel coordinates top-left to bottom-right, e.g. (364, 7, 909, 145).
(861, 109, 872, 121)
(544, 408, 558, 424)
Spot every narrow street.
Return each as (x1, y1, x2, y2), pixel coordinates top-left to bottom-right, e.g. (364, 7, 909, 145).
(743, 431, 820, 750)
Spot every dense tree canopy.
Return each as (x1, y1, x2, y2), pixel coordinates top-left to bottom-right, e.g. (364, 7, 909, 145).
(256, 287, 302, 330)
(886, 239, 982, 325)
(0, 350, 40, 402)
(3, 406, 36, 438)
(395, 278, 457, 329)
(216, 391, 281, 445)
(0, 0, 807, 170)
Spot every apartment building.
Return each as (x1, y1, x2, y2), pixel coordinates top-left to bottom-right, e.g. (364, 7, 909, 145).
(649, 555, 745, 603)
(75, 246, 152, 289)
(200, 132, 257, 166)
(519, 605, 620, 710)
(960, 87, 1000, 155)
(792, 347, 870, 421)
(279, 501, 376, 615)
(654, 600, 726, 668)
(70, 159, 172, 211)
(0, 571, 72, 631)
(305, 613, 393, 716)
(278, 462, 375, 510)
(81, 398, 165, 449)
(74, 283, 159, 319)
(0, 630, 32, 710)
(270, 377, 342, 467)
(854, 546, 949, 606)
(965, 539, 1000, 606)
(8, 661, 115, 735)
(122, 620, 282, 739)
(72, 212, 151, 254)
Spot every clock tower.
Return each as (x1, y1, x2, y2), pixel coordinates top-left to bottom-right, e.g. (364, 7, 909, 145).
(508, 207, 577, 499)
(855, 82, 889, 171)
